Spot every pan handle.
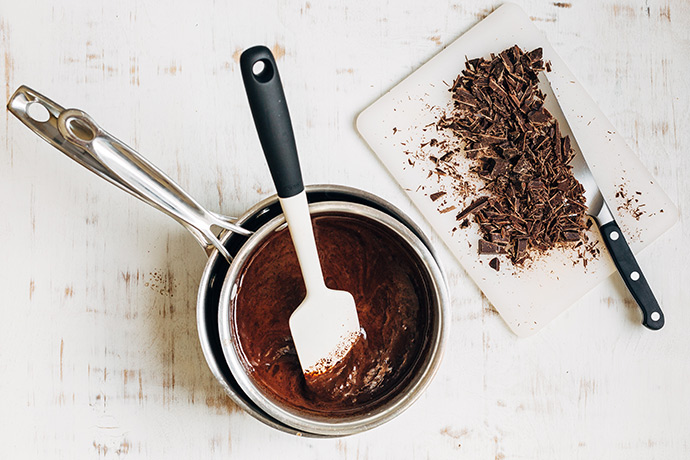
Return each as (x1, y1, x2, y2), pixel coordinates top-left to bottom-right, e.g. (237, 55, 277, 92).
(7, 85, 251, 262)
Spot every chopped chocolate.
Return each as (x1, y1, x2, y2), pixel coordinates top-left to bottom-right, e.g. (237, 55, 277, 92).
(528, 107, 552, 124)
(563, 231, 580, 241)
(478, 239, 508, 254)
(516, 238, 528, 254)
(513, 156, 532, 175)
(616, 184, 645, 220)
(490, 158, 510, 178)
(456, 196, 490, 221)
(437, 149, 457, 163)
(439, 45, 588, 264)
(489, 257, 500, 271)
(429, 191, 446, 202)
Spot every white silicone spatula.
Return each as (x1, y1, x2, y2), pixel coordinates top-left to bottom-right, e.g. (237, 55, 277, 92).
(240, 45, 361, 376)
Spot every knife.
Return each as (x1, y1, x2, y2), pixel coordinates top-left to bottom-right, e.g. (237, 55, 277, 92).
(541, 57, 664, 330)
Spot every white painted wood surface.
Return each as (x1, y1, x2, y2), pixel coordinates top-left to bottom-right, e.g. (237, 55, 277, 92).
(1, 0, 688, 458)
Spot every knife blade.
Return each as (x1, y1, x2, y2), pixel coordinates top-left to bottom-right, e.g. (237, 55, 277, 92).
(540, 63, 664, 330)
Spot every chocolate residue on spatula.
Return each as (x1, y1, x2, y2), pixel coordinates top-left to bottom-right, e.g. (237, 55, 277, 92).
(438, 45, 589, 264)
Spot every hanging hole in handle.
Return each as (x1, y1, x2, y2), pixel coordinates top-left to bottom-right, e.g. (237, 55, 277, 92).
(65, 117, 96, 142)
(27, 102, 51, 123)
(252, 59, 274, 83)
(650, 311, 661, 322)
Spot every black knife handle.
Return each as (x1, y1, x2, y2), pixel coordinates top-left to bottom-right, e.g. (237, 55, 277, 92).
(240, 45, 304, 199)
(600, 220, 664, 330)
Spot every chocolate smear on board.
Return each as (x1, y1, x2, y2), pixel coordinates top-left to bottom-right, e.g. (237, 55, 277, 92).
(439, 45, 589, 264)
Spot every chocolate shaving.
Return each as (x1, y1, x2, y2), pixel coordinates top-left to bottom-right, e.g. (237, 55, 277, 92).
(439, 45, 588, 264)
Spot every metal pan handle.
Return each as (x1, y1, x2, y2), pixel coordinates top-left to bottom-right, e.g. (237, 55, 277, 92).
(7, 85, 250, 261)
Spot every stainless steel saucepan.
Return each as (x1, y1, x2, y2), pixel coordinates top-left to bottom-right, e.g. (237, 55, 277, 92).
(8, 86, 449, 437)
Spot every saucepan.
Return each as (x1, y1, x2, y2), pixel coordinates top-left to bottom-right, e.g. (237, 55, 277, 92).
(8, 84, 448, 437)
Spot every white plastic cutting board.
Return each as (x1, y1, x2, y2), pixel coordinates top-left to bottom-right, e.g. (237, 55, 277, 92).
(356, 3, 678, 337)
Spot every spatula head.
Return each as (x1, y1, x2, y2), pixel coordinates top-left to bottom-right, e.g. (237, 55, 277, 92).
(289, 288, 361, 375)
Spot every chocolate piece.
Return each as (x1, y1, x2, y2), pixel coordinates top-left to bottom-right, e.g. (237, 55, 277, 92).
(563, 231, 580, 241)
(616, 184, 646, 220)
(456, 196, 490, 221)
(489, 257, 500, 271)
(438, 149, 457, 163)
(528, 107, 551, 124)
(429, 191, 446, 202)
(490, 158, 510, 178)
(513, 156, 532, 175)
(516, 238, 528, 254)
(478, 239, 508, 254)
(439, 45, 588, 264)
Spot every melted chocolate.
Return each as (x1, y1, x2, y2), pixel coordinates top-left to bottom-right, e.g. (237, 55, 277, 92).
(231, 213, 432, 416)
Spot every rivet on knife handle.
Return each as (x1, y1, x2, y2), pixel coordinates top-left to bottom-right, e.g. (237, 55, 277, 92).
(600, 221, 664, 330)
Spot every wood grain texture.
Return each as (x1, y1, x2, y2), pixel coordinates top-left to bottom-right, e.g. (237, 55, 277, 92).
(0, 0, 688, 458)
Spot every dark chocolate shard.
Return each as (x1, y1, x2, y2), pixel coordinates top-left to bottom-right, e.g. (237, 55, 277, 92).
(563, 231, 580, 241)
(556, 179, 569, 191)
(429, 191, 446, 202)
(456, 196, 490, 221)
(516, 238, 528, 255)
(439, 45, 588, 265)
(438, 150, 457, 163)
(528, 107, 551, 125)
(491, 158, 510, 178)
(527, 47, 543, 63)
(489, 232, 509, 244)
(478, 239, 508, 254)
(489, 257, 500, 271)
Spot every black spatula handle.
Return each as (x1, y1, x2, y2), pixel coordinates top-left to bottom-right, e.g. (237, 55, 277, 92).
(600, 220, 664, 330)
(240, 45, 303, 199)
